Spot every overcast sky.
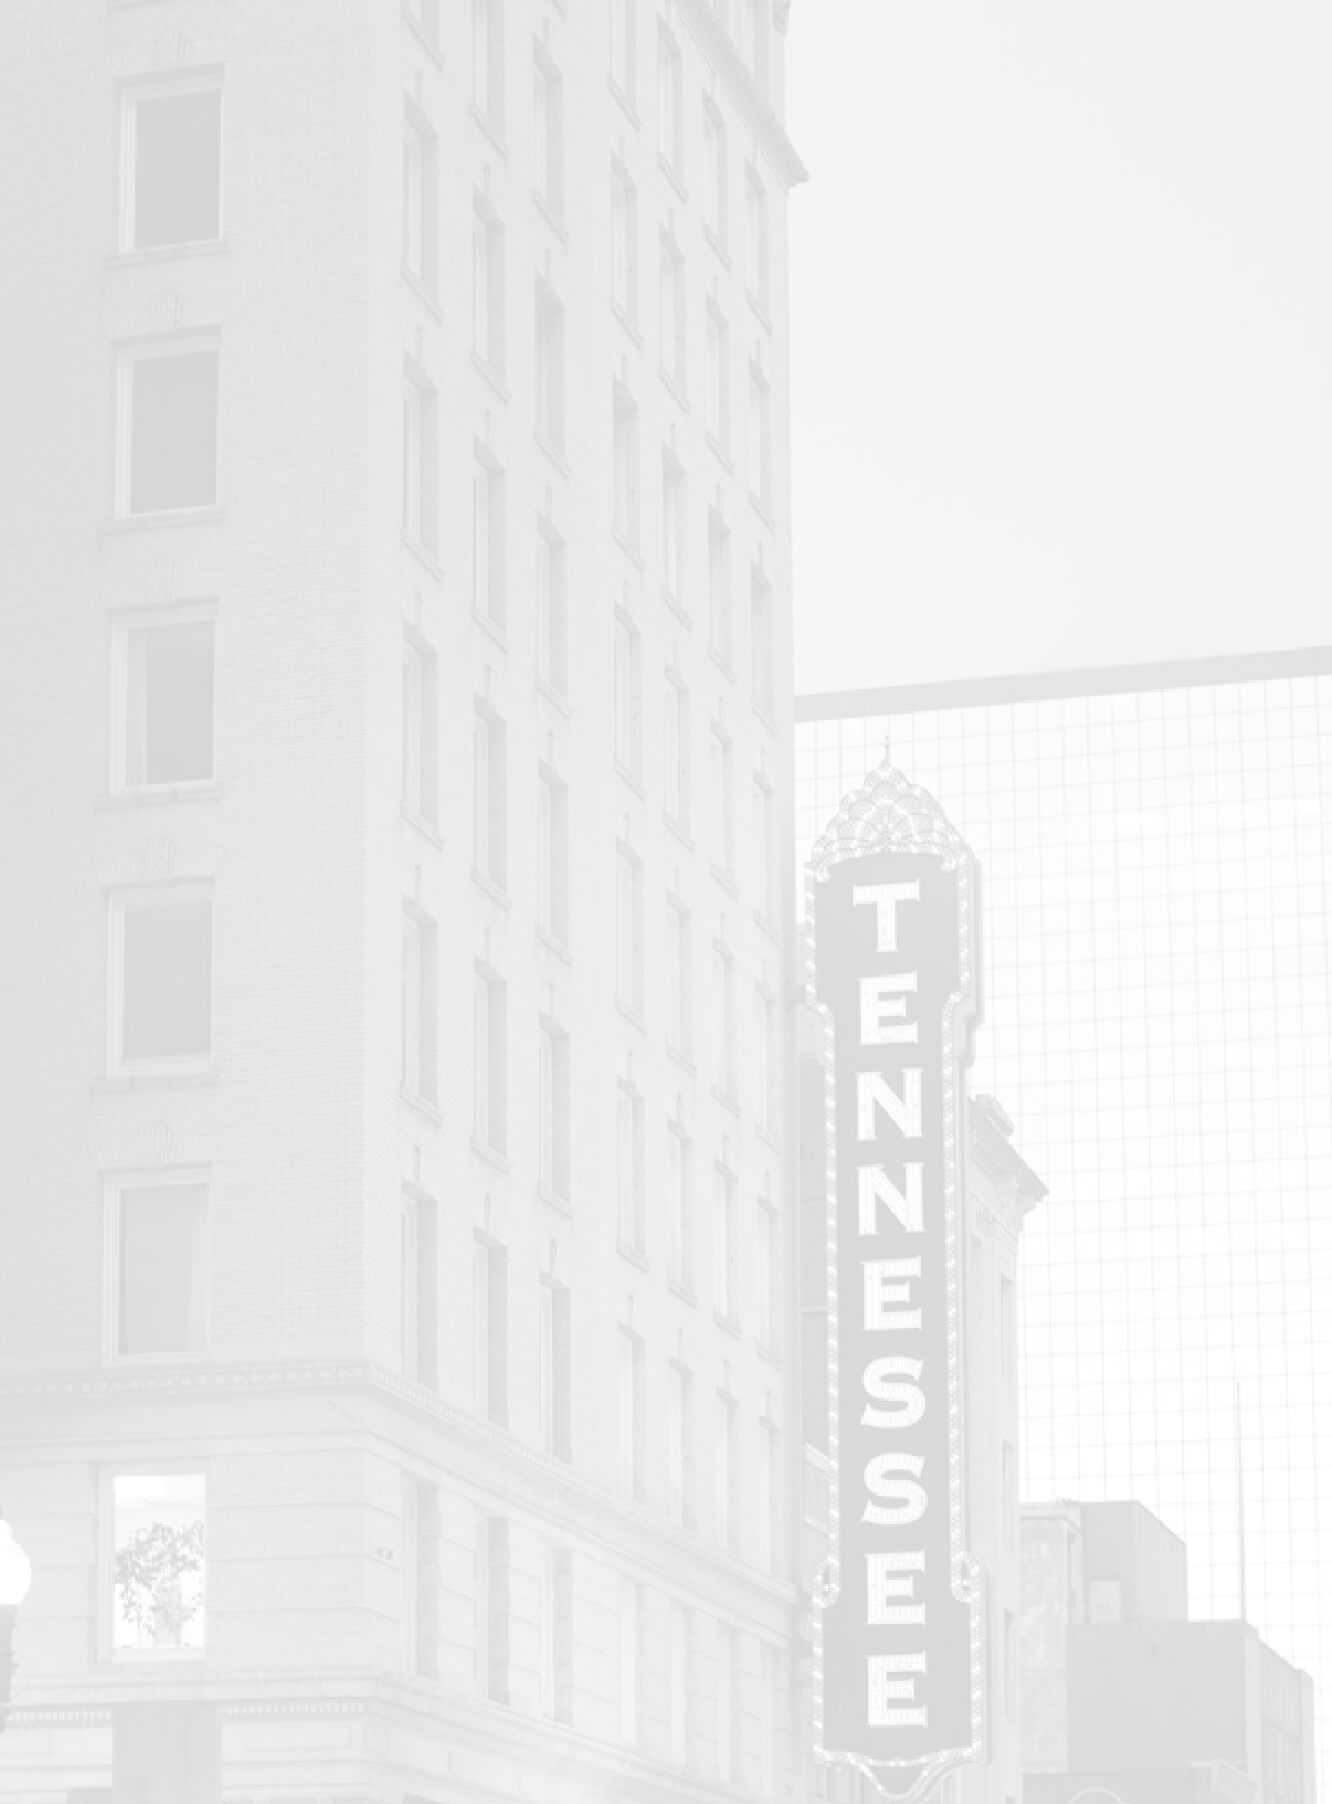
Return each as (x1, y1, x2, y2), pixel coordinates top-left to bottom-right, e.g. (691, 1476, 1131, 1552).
(787, 3, 1332, 695)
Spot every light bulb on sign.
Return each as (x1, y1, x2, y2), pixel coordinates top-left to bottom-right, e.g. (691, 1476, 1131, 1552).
(0, 1521, 31, 1609)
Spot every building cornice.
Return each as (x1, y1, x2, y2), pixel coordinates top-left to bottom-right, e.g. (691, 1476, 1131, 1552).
(675, 0, 808, 189)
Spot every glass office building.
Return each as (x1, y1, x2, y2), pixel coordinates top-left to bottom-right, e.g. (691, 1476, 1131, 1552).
(796, 648, 1332, 1782)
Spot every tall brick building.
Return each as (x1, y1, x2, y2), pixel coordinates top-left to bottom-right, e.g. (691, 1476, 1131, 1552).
(0, 1, 807, 1798)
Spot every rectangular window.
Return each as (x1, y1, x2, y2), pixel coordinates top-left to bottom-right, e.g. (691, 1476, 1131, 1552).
(669, 1603, 692, 1766)
(543, 1546, 574, 1723)
(750, 568, 775, 718)
(401, 1475, 438, 1677)
(712, 943, 737, 1099)
(536, 283, 566, 452)
(667, 1360, 695, 1527)
(479, 1515, 509, 1703)
(612, 384, 640, 552)
(538, 767, 570, 946)
(540, 1280, 572, 1461)
(620, 1577, 641, 1746)
(757, 1196, 779, 1353)
(112, 1473, 206, 1655)
(611, 163, 638, 323)
(534, 52, 564, 219)
(746, 0, 771, 93)
(703, 102, 727, 246)
(616, 1083, 645, 1253)
(662, 456, 685, 604)
(1003, 1440, 1017, 1549)
(539, 1022, 571, 1201)
(713, 1164, 737, 1322)
(401, 908, 438, 1105)
(717, 1620, 738, 1781)
(110, 1175, 207, 1358)
(667, 1127, 693, 1292)
(402, 115, 438, 289)
(753, 775, 777, 923)
(745, 165, 771, 311)
(617, 1328, 645, 1500)
(657, 27, 683, 174)
(705, 305, 729, 451)
(1000, 1274, 1016, 1383)
(659, 236, 686, 390)
(758, 1419, 779, 1572)
(119, 342, 219, 517)
(536, 526, 568, 697)
(473, 708, 508, 890)
(472, 452, 507, 630)
(1004, 1609, 1017, 1719)
(613, 611, 642, 778)
(473, 969, 507, 1155)
(748, 361, 773, 508)
(474, 1239, 508, 1426)
(401, 1190, 438, 1388)
(120, 78, 222, 253)
(754, 987, 777, 1132)
(759, 1642, 778, 1795)
(401, 634, 438, 825)
(112, 886, 212, 1072)
(708, 510, 732, 666)
(714, 1393, 737, 1552)
(473, 0, 505, 128)
(401, 372, 438, 551)
(405, 0, 439, 42)
(663, 674, 689, 831)
(615, 847, 644, 1016)
(473, 202, 506, 377)
(610, 0, 635, 102)
(116, 612, 215, 791)
(710, 730, 735, 883)
(666, 897, 692, 1059)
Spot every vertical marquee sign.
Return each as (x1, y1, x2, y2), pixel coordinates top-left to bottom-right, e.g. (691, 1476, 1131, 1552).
(808, 762, 985, 1803)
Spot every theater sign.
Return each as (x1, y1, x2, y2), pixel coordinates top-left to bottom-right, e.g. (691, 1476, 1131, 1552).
(808, 763, 985, 1803)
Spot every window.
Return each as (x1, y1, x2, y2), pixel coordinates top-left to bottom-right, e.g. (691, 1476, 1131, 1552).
(710, 729, 735, 883)
(405, 0, 439, 42)
(716, 1620, 738, 1780)
(402, 115, 438, 289)
(745, 165, 771, 311)
(612, 384, 640, 552)
(400, 1190, 438, 1388)
(109, 1175, 207, 1358)
(536, 526, 568, 697)
(610, 0, 636, 102)
(754, 987, 777, 1132)
(667, 1361, 695, 1526)
(1000, 1273, 1016, 1383)
(541, 1547, 574, 1722)
(746, 0, 771, 93)
(120, 78, 222, 253)
(748, 360, 773, 508)
(538, 767, 570, 946)
(539, 1281, 572, 1461)
(714, 1164, 738, 1323)
(401, 634, 438, 825)
(401, 371, 438, 551)
(666, 898, 692, 1059)
(757, 1195, 779, 1353)
(615, 847, 644, 1015)
(617, 1328, 645, 1500)
(474, 1239, 508, 1426)
(536, 282, 566, 452)
(473, 0, 505, 128)
(473, 708, 508, 890)
(616, 1083, 645, 1254)
(750, 567, 775, 718)
(708, 510, 732, 666)
(657, 27, 683, 176)
(662, 457, 685, 605)
(611, 163, 638, 323)
(539, 1021, 571, 1201)
(118, 342, 219, 517)
(473, 202, 506, 377)
(115, 612, 215, 791)
(613, 611, 642, 778)
(1003, 1441, 1017, 1549)
(669, 1603, 692, 1766)
(111, 886, 212, 1072)
(478, 1515, 510, 1702)
(712, 943, 737, 1098)
(1004, 1609, 1017, 1719)
(703, 103, 727, 246)
(753, 774, 777, 923)
(714, 1394, 737, 1552)
(759, 1643, 778, 1796)
(758, 1420, 778, 1572)
(620, 1578, 641, 1746)
(473, 969, 507, 1155)
(401, 1476, 438, 1677)
(401, 908, 438, 1104)
(663, 674, 689, 830)
(667, 1125, 693, 1292)
(705, 305, 729, 451)
(112, 1474, 205, 1655)
(659, 236, 685, 390)
(472, 452, 507, 630)
(534, 52, 563, 219)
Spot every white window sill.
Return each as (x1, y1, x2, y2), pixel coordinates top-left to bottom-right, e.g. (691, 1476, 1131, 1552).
(101, 505, 224, 535)
(401, 531, 443, 579)
(95, 1066, 218, 1093)
(399, 1085, 442, 1125)
(471, 868, 511, 909)
(470, 102, 508, 158)
(107, 238, 228, 269)
(536, 926, 571, 964)
(471, 350, 509, 402)
(401, 805, 443, 848)
(99, 781, 221, 809)
(401, 264, 444, 319)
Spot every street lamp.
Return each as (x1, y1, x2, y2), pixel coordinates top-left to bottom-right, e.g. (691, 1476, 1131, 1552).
(0, 1513, 32, 1735)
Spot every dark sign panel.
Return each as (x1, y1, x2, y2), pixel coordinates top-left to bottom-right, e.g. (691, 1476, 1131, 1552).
(809, 769, 984, 1802)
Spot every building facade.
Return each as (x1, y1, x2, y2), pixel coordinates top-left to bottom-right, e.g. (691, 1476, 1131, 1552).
(0, 1, 806, 1799)
(795, 651, 1332, 1791)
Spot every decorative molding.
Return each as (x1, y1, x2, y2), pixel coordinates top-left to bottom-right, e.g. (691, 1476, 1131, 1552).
(107, 35, 226, 79)
(103, 292, 222, 342)
(103, 838, 222, 886)
(90, 1123, 216, 1174)
(809, 758, 971, 879)
(675, 0, 806, 188)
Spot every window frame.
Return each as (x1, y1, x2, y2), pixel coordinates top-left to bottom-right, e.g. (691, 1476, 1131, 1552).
(109, 601, 218, 797)
(102, 1168, 211, 1366)
(115, 335, 221, 521)
(107, 880, 214, 1079)
(118, 72, 224, 257)
(102, 1466, 208, 1663)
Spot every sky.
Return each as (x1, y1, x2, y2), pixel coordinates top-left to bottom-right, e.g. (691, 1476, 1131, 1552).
(786, 3, 1332, 695)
